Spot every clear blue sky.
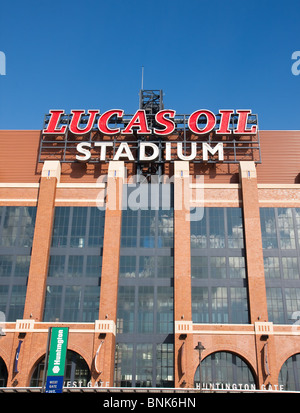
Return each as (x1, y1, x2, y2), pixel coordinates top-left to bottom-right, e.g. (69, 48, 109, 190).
(0, 0, 299, 130)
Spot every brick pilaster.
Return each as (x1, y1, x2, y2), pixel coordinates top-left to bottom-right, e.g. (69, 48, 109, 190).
(23, 161, 60, 321)
(173, 161, 194, 388)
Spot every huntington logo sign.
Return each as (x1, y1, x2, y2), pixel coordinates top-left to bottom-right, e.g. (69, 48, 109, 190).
(45, 327, 69, 393)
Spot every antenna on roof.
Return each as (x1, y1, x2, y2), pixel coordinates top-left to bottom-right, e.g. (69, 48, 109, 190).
(141, 66, 144, 90)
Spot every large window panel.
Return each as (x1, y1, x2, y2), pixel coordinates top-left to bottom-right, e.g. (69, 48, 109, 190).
(116, 183, 174, 388)
(260, 207, 300, 324)
(191, 207, 248, 324)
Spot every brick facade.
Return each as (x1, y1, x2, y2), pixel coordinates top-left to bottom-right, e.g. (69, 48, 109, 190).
(0, 130, 300, 391)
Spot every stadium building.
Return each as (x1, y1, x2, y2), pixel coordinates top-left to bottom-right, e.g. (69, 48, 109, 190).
(0, 90, 300, 392)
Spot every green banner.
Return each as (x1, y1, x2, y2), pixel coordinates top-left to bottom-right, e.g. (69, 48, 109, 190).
(46, 327, 68, 378)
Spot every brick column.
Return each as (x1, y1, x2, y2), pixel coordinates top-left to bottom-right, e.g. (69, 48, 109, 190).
(92, 161, 125, 387)
(239, 161, 276, 388)
(23, 161, 60, 321)
(173, 161, 194, 388)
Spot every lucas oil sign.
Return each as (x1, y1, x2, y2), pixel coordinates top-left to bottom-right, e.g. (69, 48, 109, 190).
(45, 327, 69, 393)
(39, 108, 260, 165)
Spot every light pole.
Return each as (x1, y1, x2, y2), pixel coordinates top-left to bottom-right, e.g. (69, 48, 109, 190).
(195, 341, 205, 391)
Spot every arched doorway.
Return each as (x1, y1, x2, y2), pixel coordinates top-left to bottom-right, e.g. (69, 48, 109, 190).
(0, 357, 8, 387)
(30, 350, 91, 388)
(194, 351, 256, 390)
(279, 353, 300, 391)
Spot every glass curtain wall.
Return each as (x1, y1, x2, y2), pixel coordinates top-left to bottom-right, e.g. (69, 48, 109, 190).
(260, 208, 300, 324)
(190, 207, 249, 324)
(115, 183, 174, 388)
(0, 206, 36, 321)
(43, 207, 105, 322)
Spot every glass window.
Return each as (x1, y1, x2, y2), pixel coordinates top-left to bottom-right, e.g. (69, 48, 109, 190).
(157, 287, 173, 334)
(121, 210, 138, 248)
(0, 206, 36, 248)
(0, 207, 36, 321)
(282, 257, 299, 280)
(190, 210, 207, 248)
(277, 208, 296, 250)
(229, 257, 246, 279)
(67, 256, 84, 278)
(231, 287, 249, 324)
(88, 208, 105, 247)
(86, 255, 102, 278)
(30, 351, 91, 388)
(285, 288, 300, 322)
(158, 209, 174, 248)
(156, 343, 174, 388)
(260, 208, 278, 249)
(139, 256, 155, 278)
(135, 344, 153, 387)
(157, 256, 173, 279)
(191, 256, 208, 279)
(192, 287, 209, 323)
(211, 287, 228, 323)
(51, 207, 105, 248)
(227, 208, 244, 249)
(0, 256, 13, 277)
(63, 286, 82, 321)
(114, 343, 134, 387)
(83, 286, 101, 322)
(8, 285, 28, 321)
(44, 207, 104, 322)
(261, 208, 300, 324)
(138, 286, 154, 333)
(264, 257, 280, 279)
(70, 207, 87, 248)
(117, 286, 135, 334)
(266, 288, 285, 324)
(140, 210, 156, 248)
(295, 209, 300, 242)
(43, 286, 63, 322)
(279, 353, 300, 391)
(116, 185, 174, 388)
(0, 357, 8, 387)
(119, 256, 136, 278)
(209, 208, 225, 248)
(51, 207, 69, 247)
(210, 257, 226, 279)
(194, 351, 256, 389)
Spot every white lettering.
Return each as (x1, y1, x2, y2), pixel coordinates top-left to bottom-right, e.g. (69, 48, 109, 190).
(177, 142, 197, 161)
(76, 142, 91, 162)
(113, 142, 134, 161)
(203, 142, 224, 161)
(94, 142, 113, 160)
(139, 142, 159, 161)
(148, 398, 196, 408)
(76, 141, 225, 163)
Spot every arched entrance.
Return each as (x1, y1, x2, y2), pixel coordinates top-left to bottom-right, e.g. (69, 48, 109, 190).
(30, 350, 91, 388)
(0, 357, 8, 387)
(194, 351, 256, 390)
(279, 353, 300, 391)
